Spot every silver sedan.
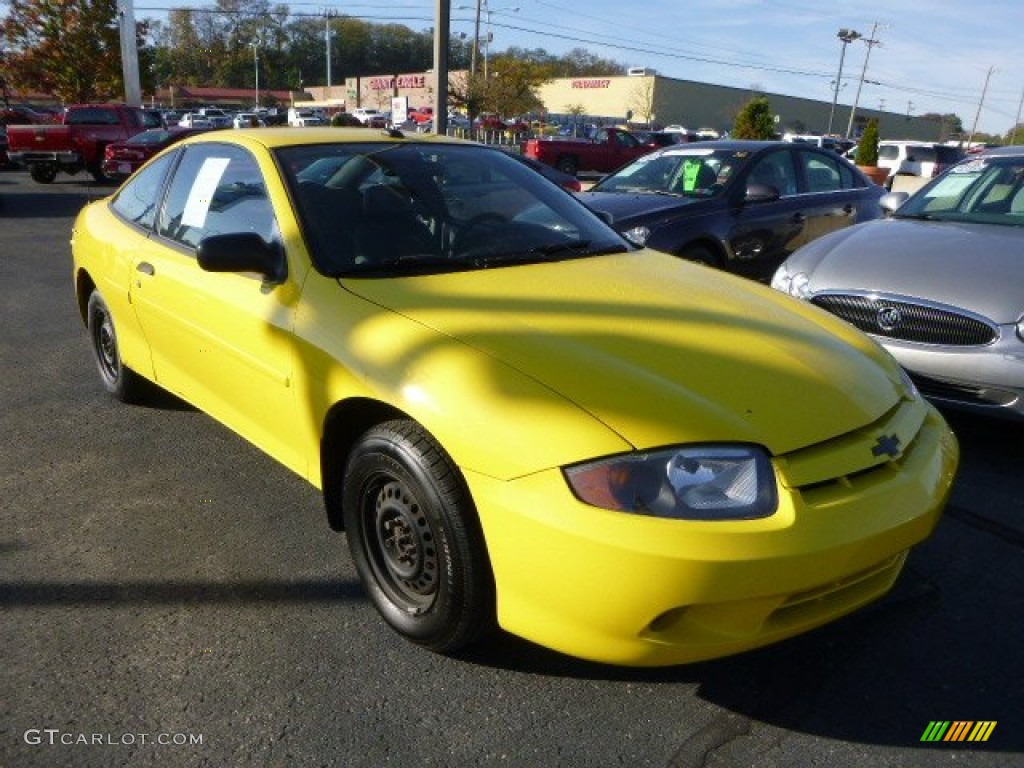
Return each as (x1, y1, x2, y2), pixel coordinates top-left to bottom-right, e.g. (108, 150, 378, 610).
(772, 146, 1024, 421)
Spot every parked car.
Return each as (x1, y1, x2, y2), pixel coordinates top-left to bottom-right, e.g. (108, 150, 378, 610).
(197, 107, 232, 128)
(70, 129, 957, 667)
(0, 125, 9, 167)
(576, 140, 886, 280)
(635, 130, 690, 148)
(178, 113, 215, 129)
(772, 146, 1024, 421)
(231, 113, 263, 129)
(101, 127, 211, 180)
(350, 108, 387, 128)
(6, 103, 155, 183)
(877, 140, 965, 187)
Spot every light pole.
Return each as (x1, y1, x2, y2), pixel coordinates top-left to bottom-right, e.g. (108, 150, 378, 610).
(323, 9, 337, 94)
(250, 38, 260, 109)
(828, 28, 860, 135)
(845, 23, 880, 138)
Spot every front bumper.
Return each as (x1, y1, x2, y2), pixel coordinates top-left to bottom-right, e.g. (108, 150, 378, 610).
(466, 403, 958, 666)
(882, 333, 1024, 420)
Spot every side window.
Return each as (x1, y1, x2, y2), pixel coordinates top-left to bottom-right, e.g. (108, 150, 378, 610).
(748, 151, 797, 196)
(157, 144, 279, 251)
(801, 152, 842, 193)
(109, 152, 176, 230)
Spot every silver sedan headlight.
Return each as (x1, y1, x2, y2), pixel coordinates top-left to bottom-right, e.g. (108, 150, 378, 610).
(564, 445, 777, 521)
(770, 264, 811, 298)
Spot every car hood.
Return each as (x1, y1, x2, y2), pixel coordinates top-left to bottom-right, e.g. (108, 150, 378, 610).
(343, 251, 904, 461)
(795, 218, 1024, 323)
(577, 191, 708, 224)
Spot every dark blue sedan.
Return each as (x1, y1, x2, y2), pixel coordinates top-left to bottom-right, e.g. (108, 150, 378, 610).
(577, 140, 885, 280)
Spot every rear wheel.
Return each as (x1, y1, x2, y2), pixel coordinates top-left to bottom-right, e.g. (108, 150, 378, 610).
(86, 291, 149, 403)
(342, 420, 494, 653)
(555, 155, 579, 176)
(29, 164, 57, 184)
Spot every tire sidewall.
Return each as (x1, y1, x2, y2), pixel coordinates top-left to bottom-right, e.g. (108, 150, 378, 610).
(342, 426, 483, 650)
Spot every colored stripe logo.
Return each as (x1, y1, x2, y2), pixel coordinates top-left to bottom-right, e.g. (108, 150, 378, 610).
(921, 721, 996, 742)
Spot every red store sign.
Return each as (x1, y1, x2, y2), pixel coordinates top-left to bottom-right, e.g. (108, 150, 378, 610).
(571, 79, 611, 89)
(369, 75, 427, 91)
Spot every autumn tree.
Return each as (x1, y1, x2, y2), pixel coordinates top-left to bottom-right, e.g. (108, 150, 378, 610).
(732, 96, 775, 139)
(1, 0, 147, 103)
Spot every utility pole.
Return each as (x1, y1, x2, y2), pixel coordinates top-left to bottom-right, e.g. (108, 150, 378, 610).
(845, 22, 881, 138)
(967, 66, 996, 149)
(432, 0, 449, 135)
(117, 0, 142, 106)
(1011, 87, 1023, 145)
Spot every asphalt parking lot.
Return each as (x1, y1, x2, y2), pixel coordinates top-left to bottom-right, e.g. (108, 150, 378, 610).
(1, 168, 1021, 767)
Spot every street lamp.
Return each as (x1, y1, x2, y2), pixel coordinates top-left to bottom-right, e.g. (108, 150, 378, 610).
(845, 23, 880, 138)
(828, 28, 860, 135)
(250, 38, 260, 109)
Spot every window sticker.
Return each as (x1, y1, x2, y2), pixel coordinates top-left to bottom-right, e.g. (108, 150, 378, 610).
(663, 148, 715, 158)
(181, 157, 231, 228)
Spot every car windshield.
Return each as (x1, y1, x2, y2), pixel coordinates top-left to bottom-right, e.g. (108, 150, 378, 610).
(590, 148, 740, 198)
(895, 155, 1024, 227)
(277, 142, 630, 277)
(128, 129, 174, 145)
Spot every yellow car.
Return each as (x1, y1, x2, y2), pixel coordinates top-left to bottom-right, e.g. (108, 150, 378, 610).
(71, 129, 958, 666)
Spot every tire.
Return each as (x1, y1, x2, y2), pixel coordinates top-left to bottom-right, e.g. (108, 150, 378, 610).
(86, 291, 148, 403)
(29, 164, 58, 184)
(555, 155, 578, 176)
(89, 166, 112, 184)
(679, 244, 720, 268)
(342, 420, 495, 653)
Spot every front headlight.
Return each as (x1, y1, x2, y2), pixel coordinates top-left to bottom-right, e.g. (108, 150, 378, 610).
(770, 264, 811, 298)
(564, 445, 777, 521)
(622, 225, 650, 246)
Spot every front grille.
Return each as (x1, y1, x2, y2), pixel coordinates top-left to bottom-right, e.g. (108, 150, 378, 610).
(811, 293, 997, 346)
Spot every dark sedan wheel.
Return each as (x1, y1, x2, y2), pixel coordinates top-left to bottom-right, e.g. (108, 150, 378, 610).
(86, 291, 148, 403)
(342, 420, 494, 653)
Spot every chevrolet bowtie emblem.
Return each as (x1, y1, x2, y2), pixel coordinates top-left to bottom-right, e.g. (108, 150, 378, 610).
(872, 434, 902, 458)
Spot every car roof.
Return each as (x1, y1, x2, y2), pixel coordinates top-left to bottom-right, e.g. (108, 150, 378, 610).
(977, 145, 1024, 158)
(178, 126, 476, 150)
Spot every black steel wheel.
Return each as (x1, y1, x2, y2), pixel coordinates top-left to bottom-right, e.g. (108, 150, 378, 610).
(342, 420, 494, 653)
(555, 155, 579, 176)
(680, 244, 720, 268)
(86, 291, 148, 403)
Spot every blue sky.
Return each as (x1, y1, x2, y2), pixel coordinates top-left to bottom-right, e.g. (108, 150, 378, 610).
(4, 0, 1021, 135)
(358, 0, 1023, 136)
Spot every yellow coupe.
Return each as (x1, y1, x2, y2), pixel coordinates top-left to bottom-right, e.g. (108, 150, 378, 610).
(71, 129, 958, 666)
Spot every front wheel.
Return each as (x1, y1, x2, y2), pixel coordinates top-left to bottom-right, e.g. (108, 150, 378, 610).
(555, 155, 579, 176)
(86, 291, 149, 403)
(342, 420, 494, 653)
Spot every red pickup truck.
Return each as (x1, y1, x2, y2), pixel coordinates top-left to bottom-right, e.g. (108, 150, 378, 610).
(6, 104, 161, 183)
(521, 127, 656, 176)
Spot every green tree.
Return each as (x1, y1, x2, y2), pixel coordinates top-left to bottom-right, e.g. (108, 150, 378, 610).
(732, 96, 775, 139)
(855, 118, 880, 166)
(1, 0, 144, 103)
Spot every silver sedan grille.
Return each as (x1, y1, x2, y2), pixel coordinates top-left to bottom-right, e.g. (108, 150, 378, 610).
(810, 293, 998, 346)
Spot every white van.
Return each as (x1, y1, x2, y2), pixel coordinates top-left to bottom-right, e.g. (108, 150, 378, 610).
(288, 107, 326, 127)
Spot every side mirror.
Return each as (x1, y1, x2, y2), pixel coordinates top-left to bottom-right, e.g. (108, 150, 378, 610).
(197, 232, 286, 283)
(880, 191, 909, 215)
(745, 183, 781, 203)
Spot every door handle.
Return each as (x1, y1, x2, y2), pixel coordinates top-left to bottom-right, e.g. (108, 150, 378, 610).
(136, 262, 155, 276)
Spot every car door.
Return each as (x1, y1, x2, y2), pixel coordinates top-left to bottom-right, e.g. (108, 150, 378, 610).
(128, 142, 306, 475)
(791, 147, 862, 246)
(726, 148, 807, 276)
